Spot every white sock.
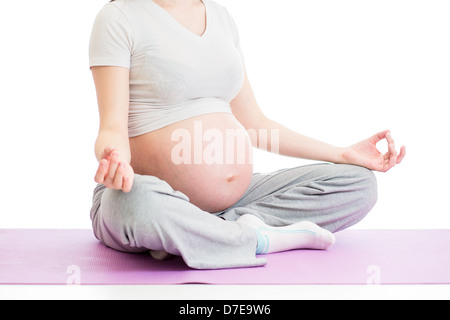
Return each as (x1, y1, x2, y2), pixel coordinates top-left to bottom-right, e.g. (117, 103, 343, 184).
(237, 214, 336, 254)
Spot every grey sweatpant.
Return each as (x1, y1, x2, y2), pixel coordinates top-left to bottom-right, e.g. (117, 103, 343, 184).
(90, 163, 377, 269)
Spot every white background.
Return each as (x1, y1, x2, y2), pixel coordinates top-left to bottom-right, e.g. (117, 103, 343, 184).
(1, 0, 449, 301)
(0, 0, 449, 231)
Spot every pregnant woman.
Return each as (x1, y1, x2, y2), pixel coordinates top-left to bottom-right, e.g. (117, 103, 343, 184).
(89, 0, 405, 269)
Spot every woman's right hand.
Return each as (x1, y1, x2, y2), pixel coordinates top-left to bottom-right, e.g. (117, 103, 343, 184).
(94, 147, 134, 193)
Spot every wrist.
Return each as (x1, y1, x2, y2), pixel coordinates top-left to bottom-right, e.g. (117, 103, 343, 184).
(331, 146, 348, 164)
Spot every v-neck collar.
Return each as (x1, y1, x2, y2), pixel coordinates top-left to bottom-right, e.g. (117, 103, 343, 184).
(148, 0, 210, 40)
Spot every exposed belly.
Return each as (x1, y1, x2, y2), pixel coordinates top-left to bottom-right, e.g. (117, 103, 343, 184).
(129, 113, 254, 212)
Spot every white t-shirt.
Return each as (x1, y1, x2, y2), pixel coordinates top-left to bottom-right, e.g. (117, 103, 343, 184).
(89, 0, 245, 137)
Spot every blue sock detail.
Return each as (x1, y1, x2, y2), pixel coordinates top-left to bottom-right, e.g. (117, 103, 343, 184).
(255, 229, 269, 255)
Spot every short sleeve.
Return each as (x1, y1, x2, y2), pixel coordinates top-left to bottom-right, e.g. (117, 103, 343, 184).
(89, 4, 133, 69)
(224, 8, 245, 62)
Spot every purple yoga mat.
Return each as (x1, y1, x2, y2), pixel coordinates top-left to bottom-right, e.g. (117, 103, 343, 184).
(0, 229, 449, 285)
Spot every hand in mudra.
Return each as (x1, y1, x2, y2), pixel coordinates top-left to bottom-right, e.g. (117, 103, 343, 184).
(341, 130, 406, 172)
(94, 147, 135, 192)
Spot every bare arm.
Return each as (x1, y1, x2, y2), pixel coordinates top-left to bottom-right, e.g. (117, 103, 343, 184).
(91, 66, 134, 192)
(231, 69, 405, 171)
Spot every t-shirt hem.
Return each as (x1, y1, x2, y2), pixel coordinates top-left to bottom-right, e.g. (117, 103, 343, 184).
(89, 57, 131, 69)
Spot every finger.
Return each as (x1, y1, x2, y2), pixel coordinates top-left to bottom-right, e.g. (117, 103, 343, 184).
(369, 129, 389, 144)
(106, 150, 120, 183)
(94, 159, 109, 184)
(381, 157, 394, 172)
(397, 146, 406, 164)
(122, 173, 134, 193)
(385, 152, 397, 170)
(385, 132, 398, 166)
(385, 132, 397, 154)
(101, 147, 115, 160)
(386, 157, 396, 171)
(382, 152, 396, 172)
(112, 162, 125, 190)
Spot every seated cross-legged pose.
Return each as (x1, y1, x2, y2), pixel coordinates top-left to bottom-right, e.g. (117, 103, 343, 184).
(89, 0, 406, 269)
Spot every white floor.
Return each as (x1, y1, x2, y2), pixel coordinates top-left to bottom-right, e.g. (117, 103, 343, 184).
(1, 284, 449, 300)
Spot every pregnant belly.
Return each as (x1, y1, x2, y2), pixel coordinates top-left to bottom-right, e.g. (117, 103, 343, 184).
(129, 113, 254, 212)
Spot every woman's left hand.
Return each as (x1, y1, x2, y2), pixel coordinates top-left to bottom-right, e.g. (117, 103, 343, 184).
(340, 130, 406, 172)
